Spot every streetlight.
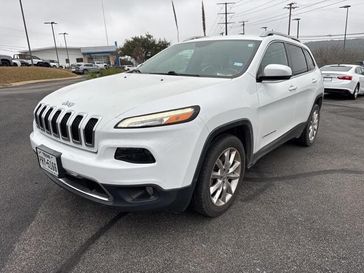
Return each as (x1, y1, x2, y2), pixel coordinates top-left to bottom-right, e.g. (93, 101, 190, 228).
(293, 18, 301, 39)
(340, 5, 351, 61)
(59, 32, 70, 68)
(19, 0, 33, 65)
(44, 21, 60, 66)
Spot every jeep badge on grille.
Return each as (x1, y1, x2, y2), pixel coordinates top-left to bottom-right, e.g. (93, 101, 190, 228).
(62, 101, 75, 107)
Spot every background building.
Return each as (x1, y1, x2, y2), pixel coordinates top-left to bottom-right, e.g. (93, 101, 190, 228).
(20, 45, 117, 66)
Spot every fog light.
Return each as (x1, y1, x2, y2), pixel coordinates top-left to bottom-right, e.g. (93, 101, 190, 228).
(146, 186, 154, 196)
(114, 148, 156, 164)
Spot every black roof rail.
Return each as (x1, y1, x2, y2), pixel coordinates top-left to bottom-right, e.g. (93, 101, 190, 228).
(260, 31, 300, 42)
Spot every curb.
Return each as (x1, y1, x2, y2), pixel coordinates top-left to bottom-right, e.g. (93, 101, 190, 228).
(0, 76, 84, 88)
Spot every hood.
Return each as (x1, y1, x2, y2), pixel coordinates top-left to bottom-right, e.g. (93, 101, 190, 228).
(42, 73, 226, 120)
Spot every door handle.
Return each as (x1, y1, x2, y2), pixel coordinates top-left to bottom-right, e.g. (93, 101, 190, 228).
(289, 85, 297, 92)
(312, 78, 318, 83)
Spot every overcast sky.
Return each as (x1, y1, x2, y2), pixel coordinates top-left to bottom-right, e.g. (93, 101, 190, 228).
(1, 0, 364, 55)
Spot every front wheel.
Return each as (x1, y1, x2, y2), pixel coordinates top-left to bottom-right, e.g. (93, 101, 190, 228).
(351, 84, 360, 100)
(296, 104, 321, 147)
(192, 135, 245, 217)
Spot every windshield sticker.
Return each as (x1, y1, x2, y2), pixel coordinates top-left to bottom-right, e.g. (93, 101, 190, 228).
(234, 62, 244, 67)
(248, 43, 255, 48)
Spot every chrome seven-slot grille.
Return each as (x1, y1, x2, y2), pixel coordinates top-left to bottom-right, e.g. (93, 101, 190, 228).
(34, 103, 100, 150)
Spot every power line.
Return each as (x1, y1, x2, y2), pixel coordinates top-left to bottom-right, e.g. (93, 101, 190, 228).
(301, 32, 364, 38)
(249, 0, 347, 26)
(234, 0, 287, 17)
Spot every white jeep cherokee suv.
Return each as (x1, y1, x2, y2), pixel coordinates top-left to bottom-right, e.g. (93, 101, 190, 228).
(30, 32, 324, 217)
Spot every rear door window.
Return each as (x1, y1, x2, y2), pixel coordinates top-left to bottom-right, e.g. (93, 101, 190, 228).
(286, 44, 308, 75)
(303, 49, 315, 71)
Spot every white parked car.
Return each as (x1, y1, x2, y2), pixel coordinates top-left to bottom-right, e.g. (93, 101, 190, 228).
(13, 54, 50, 67)
(93, 62, 109, 69)
(122, 64, 137, 71)
(321, 64, 364, 100)
(30, 32, 324, 217)
(71, 63, 100, 74)
(48, 60, 60, 68)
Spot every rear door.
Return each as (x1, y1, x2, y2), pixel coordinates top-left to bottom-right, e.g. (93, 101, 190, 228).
(286, 45, 320, 124)
(256, 42, 297, 149)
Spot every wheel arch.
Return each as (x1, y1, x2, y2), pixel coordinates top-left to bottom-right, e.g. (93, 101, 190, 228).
(314, 93, 323, 109)
(190, 118, 254, 188)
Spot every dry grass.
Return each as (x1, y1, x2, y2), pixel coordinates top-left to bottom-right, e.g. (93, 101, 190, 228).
(0, 67, 77, 85)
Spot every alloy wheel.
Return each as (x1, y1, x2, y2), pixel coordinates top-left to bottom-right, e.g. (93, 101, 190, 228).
(209, 147, 242, 206)
(308, 109, 319, 142)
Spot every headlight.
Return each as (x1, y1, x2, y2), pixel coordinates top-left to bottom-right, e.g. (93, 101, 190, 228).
(115, 106, 200, 128)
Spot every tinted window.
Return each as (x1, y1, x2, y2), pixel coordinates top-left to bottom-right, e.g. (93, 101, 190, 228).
(321, 66, 352, 72)
(259, 42, 288, 72)
(286, 44, 308, 75)
(303, 49, 315, 71)
(139, 40, 261, 78)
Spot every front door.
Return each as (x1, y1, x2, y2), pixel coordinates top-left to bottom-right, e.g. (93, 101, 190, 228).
(256, 42, 297, 150)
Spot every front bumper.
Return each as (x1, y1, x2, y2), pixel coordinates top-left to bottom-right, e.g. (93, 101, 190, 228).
(30, 118, 208, 211)
(43, 171, 194, 211)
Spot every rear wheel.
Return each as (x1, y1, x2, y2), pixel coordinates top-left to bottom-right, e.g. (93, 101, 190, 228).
(296, 104, 320, 147)
(193, 135, 245, 217)
(351, 84, 359, 100)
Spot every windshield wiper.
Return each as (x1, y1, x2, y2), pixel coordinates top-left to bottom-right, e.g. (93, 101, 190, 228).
(127, 69, 142, 73)
(149, 71, 201, 77)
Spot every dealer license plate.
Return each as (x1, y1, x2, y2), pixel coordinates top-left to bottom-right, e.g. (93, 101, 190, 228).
(37, 147, 60, 177)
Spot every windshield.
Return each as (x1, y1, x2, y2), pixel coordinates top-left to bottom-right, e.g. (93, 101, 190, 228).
(321, 66, 352, 72)
(138, 40, 261, 78)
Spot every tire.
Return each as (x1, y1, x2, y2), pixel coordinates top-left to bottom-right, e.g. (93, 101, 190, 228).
(83, 69, 88, 74)
(351, 84, 359, 100)
(192, 135, 246, 217)
(1, 60, 11, 66)
(296, 104, 321, 147)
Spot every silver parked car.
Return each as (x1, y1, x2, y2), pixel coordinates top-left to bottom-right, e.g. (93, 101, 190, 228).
(72, 63, 100, 74)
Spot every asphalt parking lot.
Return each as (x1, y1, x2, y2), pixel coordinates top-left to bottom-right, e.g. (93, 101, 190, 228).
(0, 79, 363, 273)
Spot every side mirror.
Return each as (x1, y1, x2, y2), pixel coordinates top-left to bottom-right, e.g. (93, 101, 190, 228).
(257, 64, 292, 82)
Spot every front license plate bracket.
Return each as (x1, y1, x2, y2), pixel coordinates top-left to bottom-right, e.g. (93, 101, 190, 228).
(36, 145, 65, 178)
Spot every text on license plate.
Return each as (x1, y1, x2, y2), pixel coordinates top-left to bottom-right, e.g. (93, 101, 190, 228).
(37, 149, 59, 176)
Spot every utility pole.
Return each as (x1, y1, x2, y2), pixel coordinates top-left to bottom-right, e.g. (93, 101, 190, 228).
(293, 18, 301, 39)
(59, 32, 70, 68)
(239, 20, 248, 35)
(101, 0, 109, 45)
(44, 22, 60, 66)
(217, 2, 235, 36)
(340, 5, 351, 61)
(19, 0, 33, 65)
(284, 2, 298, 36)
